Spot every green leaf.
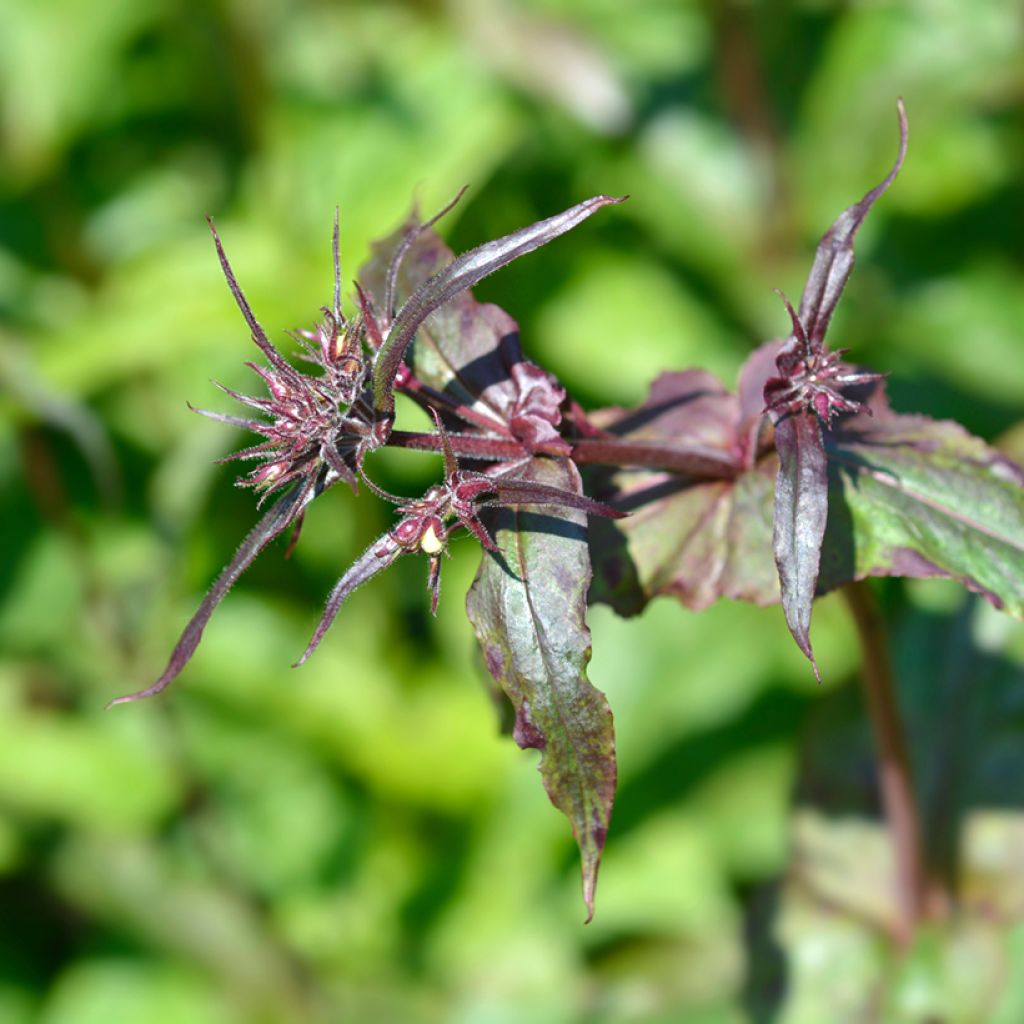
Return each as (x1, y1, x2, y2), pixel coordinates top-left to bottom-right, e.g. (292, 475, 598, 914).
(466, 456, 615, 921)
(822, 393, 1024, 615)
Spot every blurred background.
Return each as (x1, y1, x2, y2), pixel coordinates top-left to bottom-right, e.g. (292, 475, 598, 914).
(1, 0, 1022, 1020)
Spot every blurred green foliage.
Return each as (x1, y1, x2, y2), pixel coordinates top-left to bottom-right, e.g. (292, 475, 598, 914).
(1, 0, 1022, 1020)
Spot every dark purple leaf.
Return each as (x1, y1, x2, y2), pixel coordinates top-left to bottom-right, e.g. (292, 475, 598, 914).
(466, 457, 616, 921)
(363, 213, 582, 455)
(764, 102, 908, 675)
(362, 218, 519, 429)
(107, 478, 319, 707)
(370, 195, 625, 440)
(485, 479, 625, 521)
(294, 533, 403, 666)
(586, 368, 778, 615)
(772, 411, 826, 681)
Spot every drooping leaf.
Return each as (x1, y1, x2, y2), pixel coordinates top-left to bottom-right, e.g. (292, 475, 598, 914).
(772, 411, 826, 680)
(466, 456, 616, 921)
(107, 477, 321, 707)
(370, 195, 625, 440)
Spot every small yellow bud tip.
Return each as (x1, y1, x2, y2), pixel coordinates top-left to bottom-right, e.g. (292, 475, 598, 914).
(419, 525, 444, 555)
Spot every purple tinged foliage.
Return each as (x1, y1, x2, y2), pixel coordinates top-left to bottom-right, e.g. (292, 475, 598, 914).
(771, 411, 827, 680)
(113, 101, 1024, 919)
(370, 194, 626, 445)
(296, 408, 624, 663)
(765, 99, 908, 678)
(111, 198, 624, 728)
(107, 477, 321, 707)
(466, 456, 616, 923)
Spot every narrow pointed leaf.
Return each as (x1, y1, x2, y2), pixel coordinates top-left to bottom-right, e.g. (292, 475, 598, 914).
(362, 218, 518, 427)
(371, 195, 625, 437)
(773, 411, 826, 679)
(294, 534, 403, 666)
(363, 217, 577, 452)
(107, 479, 317, 707)
(207, 219, 305, 386)
(799, 100, 907, 351)
(466, 457, 616, 921)
(486, 479, 625, 520)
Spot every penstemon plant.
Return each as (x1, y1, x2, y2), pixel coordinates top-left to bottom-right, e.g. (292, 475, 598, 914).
(109, 101, 1024, 926)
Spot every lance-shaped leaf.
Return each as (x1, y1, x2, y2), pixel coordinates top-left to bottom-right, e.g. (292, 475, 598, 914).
(370, 195, 625, 441)
(362, 215, 520, 430)
(767, 100, 907, 675)
(483, 479, 625, 521)
(797, 99, 908, 355)
(294, 534, 403, 666)
(107, 478, 319, 707)
(819, 385, 1024, 613)
(363, 213, 581, 457)
(466, 457, 615, 921)
(772, 411, 826, 680)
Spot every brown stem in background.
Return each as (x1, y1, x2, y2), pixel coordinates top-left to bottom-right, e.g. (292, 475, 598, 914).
(705, 0, 795, 256)
(842, 580, 927, 945)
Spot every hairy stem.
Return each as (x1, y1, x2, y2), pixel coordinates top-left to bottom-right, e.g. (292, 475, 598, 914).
(386, 429, 527, 461)
(397, 373, 514, 437)
(571, 436, 738, 478)
(842, 580, 926, 945)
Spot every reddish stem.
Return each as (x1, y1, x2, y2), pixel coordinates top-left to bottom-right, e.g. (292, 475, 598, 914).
(385, 428, 743, 480)
(842, 580, 927, 945)
(397, 373, 513, 437)
(571, 436, 739, 478)
(386, 429, 527, 461)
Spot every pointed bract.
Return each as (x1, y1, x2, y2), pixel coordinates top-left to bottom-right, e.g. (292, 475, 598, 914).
(108, 478, 319, 706)
(765, 100, 907, 676)
(772, 411, 826, 681)
(797, 99, 908, 353)
(370, 195, 626, 445)
(294, 533, 403, 666)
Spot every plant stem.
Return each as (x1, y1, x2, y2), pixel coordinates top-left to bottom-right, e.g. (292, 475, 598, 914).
(570, 437, 738, 478)
(386, 429, 526, 460)
(842, 580, 926, 945)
